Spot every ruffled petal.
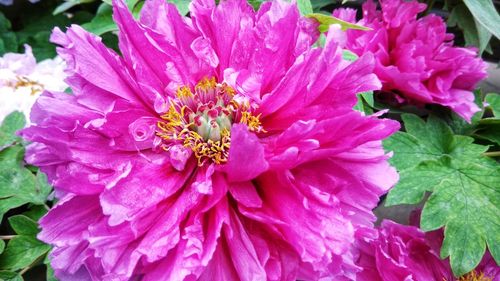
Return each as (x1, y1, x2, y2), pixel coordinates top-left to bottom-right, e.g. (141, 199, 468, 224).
(220, 124, 268, 182)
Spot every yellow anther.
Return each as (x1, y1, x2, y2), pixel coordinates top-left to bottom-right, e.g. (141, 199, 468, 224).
(11, 76, 44, 96)
(240, 111, 266, 133)
(156, 78, 264, 166)
(457, 271, 492, 281)
(195, 77, 217, 92)
(176, 86, 193, 98)
(444, 271, 493, 281)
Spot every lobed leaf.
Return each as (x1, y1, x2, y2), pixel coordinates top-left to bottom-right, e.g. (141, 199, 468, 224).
(0, 147, 52, 221)
(384, 114, 500, 276)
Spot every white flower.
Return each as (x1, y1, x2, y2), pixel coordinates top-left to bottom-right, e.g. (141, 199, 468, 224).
(0, 45, 67, 124)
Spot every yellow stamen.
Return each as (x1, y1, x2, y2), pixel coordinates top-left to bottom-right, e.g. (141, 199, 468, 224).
(11, 76, 44, 96)
(195, 77, 217, 92)
(176, 86, 193, 99)
(156, 78, 264, 166)
(444, 271, 493, 281)
(457, 271, 492, 281)
(240, 111, 266, 133)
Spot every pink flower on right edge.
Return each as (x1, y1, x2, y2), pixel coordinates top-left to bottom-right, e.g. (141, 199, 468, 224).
(333, 0, 488, 121)
(355, 220, 499, 281)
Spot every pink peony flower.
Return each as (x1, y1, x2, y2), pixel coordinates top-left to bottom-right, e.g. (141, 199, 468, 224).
(356, 220, 499, 281)
(333, 0, 488, 121)
(0, 45, 67, 123)
(355, 220, 452, 281)
(21, 0, 399, 280)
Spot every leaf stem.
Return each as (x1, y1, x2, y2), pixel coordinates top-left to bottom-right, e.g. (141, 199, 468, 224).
(19, 254, 46, 276)
(0, 235, 15, 240)
(19, 265, 31, 276)
(483, 151, 500, 157)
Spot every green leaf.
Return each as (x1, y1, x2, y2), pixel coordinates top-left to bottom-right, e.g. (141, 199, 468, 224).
(384, 114, 461, 171)
(417, 157, 500, 276)
(297, 0, 313, 16)
(385, 115, 489, 203)
(82, 4, 116, 35)
(247, 0, 264, 10)
(0, 112, 26, 150)
(23, 205, 48, 222)
(485, 93, 500, 117)
(0, 236, 50, 271)
(0, 145, 24, 168)
(0, 12, 18, 55)
(306, 13, 371, 33)
(15, 9, 72, 60)
(83, 0, 144, 36)
(311, 0, 331, 12)
(8, 215, 39, 236)
(384, 114, 500, 276)
(463, 0, 500, 40)
(0, 271, 23, 281)
(475, 124, 500, 146)
(46, 263, 57, 281)
(448, 4, 492, 55)
(342, 49, 358, 61)
(353, 91, 374, 115)
(454, 8, 492, 53)
(53, 0, 96, 15)
(168, 0, 190, 15)
(0, 240, 4, 255)
(0, 155, 52, 221)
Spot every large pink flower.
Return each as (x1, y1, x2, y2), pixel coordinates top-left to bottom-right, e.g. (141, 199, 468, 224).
(21, 0, 398, 280)
(333, 0, 487, 121)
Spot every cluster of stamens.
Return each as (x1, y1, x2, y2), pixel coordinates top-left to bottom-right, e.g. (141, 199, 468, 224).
(156, 77, 264, 166)
(8, 76, 44, 96)
(455, 271, 493, 281)
(444, 271, 493, 281)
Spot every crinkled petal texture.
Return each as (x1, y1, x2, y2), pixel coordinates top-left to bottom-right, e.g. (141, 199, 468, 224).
(333, 0, 487, 122)
(356, 220, 500, 281)
(21, 0, 399, 280)
(355, 220, 452, 281)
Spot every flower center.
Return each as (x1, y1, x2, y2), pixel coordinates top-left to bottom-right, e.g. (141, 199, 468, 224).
(8, 75, 44, 96)
(156, 77, 264, 166)
(450, 271, 493, 281)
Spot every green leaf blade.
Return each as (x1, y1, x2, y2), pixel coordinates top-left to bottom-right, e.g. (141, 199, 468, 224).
(384, 114, 500, 276)
(306, 13, 371, 33)
(8, 215, 39, 236)
(167, 0, 191, 15)
(0, 236, 50, 271)
(0, 271, 23, 281)
(297, 0, 313, 16)
(463, 0, 500, 40)
(0, 112, 26, 150)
